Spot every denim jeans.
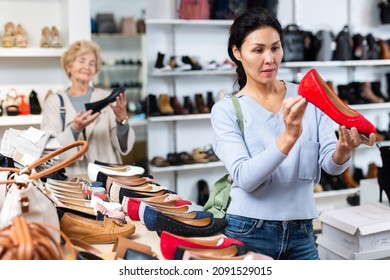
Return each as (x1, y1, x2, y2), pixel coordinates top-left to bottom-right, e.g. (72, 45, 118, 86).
(223, 214, 319, 260)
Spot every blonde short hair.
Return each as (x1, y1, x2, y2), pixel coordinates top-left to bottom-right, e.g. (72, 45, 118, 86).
(60, 40, 102, 78)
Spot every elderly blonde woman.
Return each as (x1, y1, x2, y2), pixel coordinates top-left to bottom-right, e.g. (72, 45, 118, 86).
(41, 40, 135, 176)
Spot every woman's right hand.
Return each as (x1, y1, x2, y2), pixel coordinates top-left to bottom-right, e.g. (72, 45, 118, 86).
(72, 110, 100, 132)
(277, 96, 308, 154)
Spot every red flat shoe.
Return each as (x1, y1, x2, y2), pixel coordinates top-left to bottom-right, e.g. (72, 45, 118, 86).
(159, 230, 244, 260)
(298, 68, 376, 135)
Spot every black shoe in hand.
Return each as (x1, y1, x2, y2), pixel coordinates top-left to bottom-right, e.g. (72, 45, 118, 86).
(85, 86, 126, 114)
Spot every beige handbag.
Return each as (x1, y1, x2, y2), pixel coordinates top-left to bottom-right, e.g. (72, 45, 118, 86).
(120, 17, 136, 36)
(0, 141, 88, 230)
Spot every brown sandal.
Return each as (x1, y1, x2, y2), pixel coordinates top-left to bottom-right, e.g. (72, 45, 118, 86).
(192, 148, 209, 163)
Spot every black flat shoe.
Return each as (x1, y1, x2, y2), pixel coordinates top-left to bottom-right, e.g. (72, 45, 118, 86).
(155, 212, 228, 237)
(85, 86, 126, 113)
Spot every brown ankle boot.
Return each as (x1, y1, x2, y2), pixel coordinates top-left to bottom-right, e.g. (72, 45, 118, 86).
(170, 96, 188, 115)
(341, 167, 359, 188)
(159, 94, 174, 115)
(367, 163, 378, 178)
(379, 40, 390, 59)
(195, 93, 210, 113)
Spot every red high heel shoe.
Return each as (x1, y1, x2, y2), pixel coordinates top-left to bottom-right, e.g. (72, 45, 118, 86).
(298, 68, 376, 135)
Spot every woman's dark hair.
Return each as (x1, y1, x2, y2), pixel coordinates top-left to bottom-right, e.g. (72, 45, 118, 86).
(228, 7, 283, 90)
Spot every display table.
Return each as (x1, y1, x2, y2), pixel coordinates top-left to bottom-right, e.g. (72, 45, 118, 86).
(93, 220, 164, 259)
(92, 219, 225, 260)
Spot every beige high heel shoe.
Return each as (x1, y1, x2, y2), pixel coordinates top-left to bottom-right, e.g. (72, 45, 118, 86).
(15, 24, 28, 48)
(40, 26, 52, 48)
(51, 26, 63, 48)
(1, 22, 15, 48)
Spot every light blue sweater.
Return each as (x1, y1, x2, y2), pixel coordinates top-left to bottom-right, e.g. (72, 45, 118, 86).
(210, 82, 351, 220)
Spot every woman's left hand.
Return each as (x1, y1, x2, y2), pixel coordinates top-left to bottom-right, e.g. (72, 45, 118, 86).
(333, 126, 376, 165)
(110, 92, 128, 123)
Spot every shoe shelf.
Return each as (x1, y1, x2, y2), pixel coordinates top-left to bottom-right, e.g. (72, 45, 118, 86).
(355, 140, 390, 150)
(0, 48, 65, 57)
(146, 19, 233, 27)
(92, 33, 145, 39)
(314, 187, 360, 214)
(349, 102, 390, 111)
(281, 59, 390, 69)
(148, 113, 211, 122)
(149, 161, 225, 174)
(314, 187, 359, 199)
(0, 114, 147, 128)
(150, 69, 236, 77)
(0, 114, 42, 126)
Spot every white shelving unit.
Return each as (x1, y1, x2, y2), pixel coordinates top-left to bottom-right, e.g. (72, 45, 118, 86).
(144, 0, 390, 205)
(0, 48, 65, 57)
(145, 9, 236, 201)
(0, 0, 91, 135)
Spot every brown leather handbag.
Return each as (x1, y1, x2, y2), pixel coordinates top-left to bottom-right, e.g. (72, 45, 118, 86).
(0, 216, 77, 260)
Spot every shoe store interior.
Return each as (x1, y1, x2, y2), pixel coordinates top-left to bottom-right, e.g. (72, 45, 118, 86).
(1, 0, 390, 263)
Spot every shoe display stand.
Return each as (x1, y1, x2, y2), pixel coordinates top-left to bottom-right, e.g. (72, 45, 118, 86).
(90, 0, 147, 104)
(145, 18, 237, 201)
(278, 0, 390, 212)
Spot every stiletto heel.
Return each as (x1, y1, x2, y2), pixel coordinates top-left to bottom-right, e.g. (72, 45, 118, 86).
(298, 68, 376, 135)
(378, 144, 390, 204)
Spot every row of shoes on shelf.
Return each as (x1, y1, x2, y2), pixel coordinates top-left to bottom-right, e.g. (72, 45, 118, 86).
(0, 89, 41, 116)
(40, 26, 63, 48)
(151, 145, 219, 167)
(102, 58, 142, 66)
(316, 162, 379, 193)
(94, 81, 142, 90)
(1, 22, 28, 48)
(154, 51, 236, 72)
(146, 90, 227, 116)
(315, 164, 377, 207)
(0, 22, 62, 48)
(336, 80, 389, 105)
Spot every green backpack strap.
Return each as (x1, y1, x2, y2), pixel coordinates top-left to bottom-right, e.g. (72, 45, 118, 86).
(203, 173, 233, 218)
(231, 95, 244, 134)
(203, 95, 244, 218)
